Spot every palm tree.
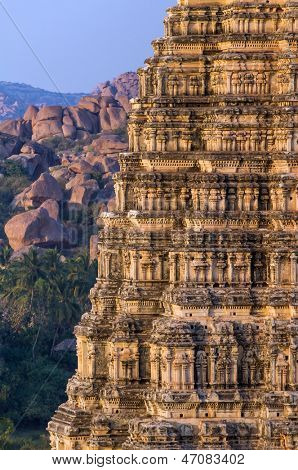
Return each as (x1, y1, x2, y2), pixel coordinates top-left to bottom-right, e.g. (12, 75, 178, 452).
(0, 249, 49, 358)
(65, 251, 97, 310)
(0, 248, 97, 358)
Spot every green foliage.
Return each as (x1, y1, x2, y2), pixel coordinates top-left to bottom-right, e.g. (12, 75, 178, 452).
(90, 171, 105, 189)
(0, 418, 14, 449)
(0, 248, 97, 449)
(43, 135, 95, 156)
(0, 161, 31, 239)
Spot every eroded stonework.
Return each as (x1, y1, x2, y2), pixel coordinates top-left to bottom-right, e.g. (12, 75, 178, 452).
(48, 0, 298, 450)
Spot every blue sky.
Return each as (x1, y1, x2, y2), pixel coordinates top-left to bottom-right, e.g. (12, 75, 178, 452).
(0, 0, 174, 93)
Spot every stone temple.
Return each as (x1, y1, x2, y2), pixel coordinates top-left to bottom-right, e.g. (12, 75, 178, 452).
(48, 0, 298, 450)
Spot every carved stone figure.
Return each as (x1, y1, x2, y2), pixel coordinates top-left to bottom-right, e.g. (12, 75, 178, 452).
(48, 0, 298, 450)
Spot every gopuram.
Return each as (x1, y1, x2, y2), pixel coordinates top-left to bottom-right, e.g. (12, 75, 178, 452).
(48, 0, 298, 450)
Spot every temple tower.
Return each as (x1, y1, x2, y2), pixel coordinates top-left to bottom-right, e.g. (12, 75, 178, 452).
(49, 0, 298, 450)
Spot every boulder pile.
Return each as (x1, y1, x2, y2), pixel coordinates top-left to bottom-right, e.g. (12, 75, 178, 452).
(1, 72, 139, 254)
(0, 72, 138, 143)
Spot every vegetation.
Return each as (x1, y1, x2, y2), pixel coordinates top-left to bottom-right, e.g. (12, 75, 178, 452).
(43, 135, 96, 156)
(0, 161, 31, 239)
(0, 247, 97, 449)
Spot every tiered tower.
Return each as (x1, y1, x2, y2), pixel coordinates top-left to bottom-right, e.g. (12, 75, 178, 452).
(48, 0, 298, 450)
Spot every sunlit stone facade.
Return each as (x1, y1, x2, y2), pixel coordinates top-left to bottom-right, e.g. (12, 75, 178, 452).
(48, 0, 298, 450)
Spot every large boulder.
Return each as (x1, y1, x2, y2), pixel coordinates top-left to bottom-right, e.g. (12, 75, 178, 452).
(99, 105, 126, 131)
(70, 179, 99, 205)
(113, 72, 139, 99)
(8, 141, 60, 178)
(0, 119, 32, 139)
(68, 107, 99, 134)
(116, 93, 131, 113)
(62, 112, 74, 127)
(62, 124, 77, 139)
(78, 96, 100, 114)
(93, 72, 139, 101)
(32, 120, 63, 141)
(23, 105, 39, 122)
(13, 172, 63, 209)
(20, 141, 59, 167)
(85, 154, 119, 174)
(41, 199, 60, 220)
(5, 201, 69, 251)
(35, 106, 63, 122)
(107, 106, 126, 130)
(88, 133, 127, 154)
(0, 132, 23, 159)
(68, 160, 94, 175)
(65, 173, 90, 191)
(8, 153, 48, 178)
(50, 166, 70, 184)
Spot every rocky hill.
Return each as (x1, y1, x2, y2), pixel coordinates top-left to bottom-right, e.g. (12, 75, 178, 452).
(0, 72, 139, 256)
(0, 81, 84, 121)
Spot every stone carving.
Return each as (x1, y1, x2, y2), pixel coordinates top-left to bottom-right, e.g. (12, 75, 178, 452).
(48, 0, 298, 450)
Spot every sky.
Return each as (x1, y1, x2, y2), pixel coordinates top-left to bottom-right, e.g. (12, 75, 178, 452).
(0, 0, 174, 93)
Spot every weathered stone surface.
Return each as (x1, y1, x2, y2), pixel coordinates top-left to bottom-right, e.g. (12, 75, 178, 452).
(0, 132, 23, 159)
(62, 110, 74, 126)
(68, 107, 99, 134)
(107, 106, 126, 130)
(27, 172, 63, 202)
(5, 202, 68, 251)
(78, 97, 100, 114)
(35, 106, 63, 122)
(62, 124, 77, 139)
(49, 0, 298, 452)
(33, 119, 63, 141)
(88, 133, 127, 154)
(13, 172, 63, 209)
(50, 166, 69, 184)
(85, 153, 119, 174)
(40, 199, 60, 220)
(8, 153, 48, 178)
(69, 179, 99, 205)
(20, 141, 58, 163)
(0, 119, 32, 139)
(99, 105, 126, 131)
(115, 93, 131, 113)
(0, 72, 138, 146)
(7, 139, 59, 178)
(65, 173, 90, 191)
(23, 105, 39, 122)
(68, 160, 94, 175)
(93, 71, 139, 101)
(76, 130, 91, 141)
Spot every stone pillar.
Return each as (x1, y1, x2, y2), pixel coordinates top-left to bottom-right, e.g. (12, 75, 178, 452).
(290, 254, 297, 285)
(134, 127, 141, 152)
(191, 189, 200, 210)
(131, 252, 139, 281)
(228, 254, 235, 285)
(209, 350, 216, 386)
(231, 349, 238, 386)
(150, 130, 157, 151)
(141, 190, 147, 210)
(169, 254, 178, 284)
(184, 254, 191, 282)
